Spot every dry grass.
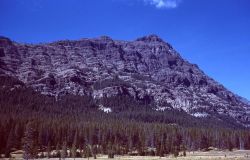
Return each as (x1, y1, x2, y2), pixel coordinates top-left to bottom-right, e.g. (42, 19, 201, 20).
(3, 150, 250, 160)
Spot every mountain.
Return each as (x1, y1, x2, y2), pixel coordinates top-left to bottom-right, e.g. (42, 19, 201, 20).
(0, 34, 249, 127)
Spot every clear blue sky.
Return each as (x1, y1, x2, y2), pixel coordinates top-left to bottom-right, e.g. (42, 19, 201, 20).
(0, 0, 250, 100)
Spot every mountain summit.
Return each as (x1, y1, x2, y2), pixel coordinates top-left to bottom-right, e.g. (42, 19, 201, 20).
(0, 35, 249, 127)
(136, 34, 165, 43)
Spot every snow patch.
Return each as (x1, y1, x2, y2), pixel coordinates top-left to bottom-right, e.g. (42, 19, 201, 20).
(155, 106, 168, 111)
(191, 112, 209, 118)
(98, 104, 112, 113)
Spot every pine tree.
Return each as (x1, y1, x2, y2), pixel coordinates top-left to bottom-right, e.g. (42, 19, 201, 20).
(138, 132, 146, 156)
(14, 123, 22, 149)
(200, 135, 209, 151)
(227, 138, 234, 151)
(159, 143, 165, 157)
(108, 142, 114, 158)
(61, 141, 67, 160)
(84, 144, 91, 159)
(92, 145, 97, 159)
(22, 121, 38, 160)
(181, 144, 186, 157)
(5, 127, 15, 158)
(55, 143, 61, 158)
(71, 132, 77, 160)
(173, 146, 179, 158)
(47, 141, 51, 158)
(183, 149, 186, 157)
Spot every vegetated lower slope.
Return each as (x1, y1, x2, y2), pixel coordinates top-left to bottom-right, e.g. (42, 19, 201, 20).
(0, 75, 250, 158)
(0, 35, 250, 158)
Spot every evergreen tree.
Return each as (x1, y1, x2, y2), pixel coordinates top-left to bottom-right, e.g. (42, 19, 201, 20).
(92, 145, 97, 159)
(71, 132, 77, 160)
(183, 145, 187, 157)
(200, 135, 209, 151)
(227, 138, 234, 151)
(14, 123, 22, 149)
(84, 144, 91, 159)
(55, 143, 61, 158)
(47, 141, 51, 158)
(5, 127, 15, 157)
(22, 121, 38, 160)
(108, 142, 114, 158)
(173, 146, 179, 157)
(61, 141, 67, 160)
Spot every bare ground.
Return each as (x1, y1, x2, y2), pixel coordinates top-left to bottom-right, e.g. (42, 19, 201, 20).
(3, 150, 250, 160)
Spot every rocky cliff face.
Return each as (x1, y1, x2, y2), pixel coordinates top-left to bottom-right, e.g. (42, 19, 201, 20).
(0, 35, 249, 126)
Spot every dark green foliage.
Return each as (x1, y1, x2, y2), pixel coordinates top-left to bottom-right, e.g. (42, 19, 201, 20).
(61, 141, 67, 160)
(47, 141, 51, 159)
(0, 81, 250, 158)
(22, 121, 38, 160)
(5, 127, 15, 157)
(92, 145, 98, 159)
(181, 145, 186, 157)
(183, 150, 186, 157)
(55, 143, 61, 158)
(71, 132, 77, 159)
(173, 146, 179, 157)
(84, 145, 91, 158)
(228, 138, 234, 151)
(0, 75, 24, 87)
(200, 135, 209, 151)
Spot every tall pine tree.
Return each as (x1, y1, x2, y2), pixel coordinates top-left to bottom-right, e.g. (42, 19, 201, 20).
(22, 121, 38, 160)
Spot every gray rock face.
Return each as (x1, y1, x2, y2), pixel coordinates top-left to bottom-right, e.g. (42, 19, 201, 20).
(0, 35, 249, 126)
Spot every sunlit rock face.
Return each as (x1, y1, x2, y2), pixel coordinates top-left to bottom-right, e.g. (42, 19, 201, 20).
(0, 35, 249, 126)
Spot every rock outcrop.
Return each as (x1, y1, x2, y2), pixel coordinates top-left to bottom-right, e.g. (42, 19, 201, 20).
(0, 35, 249, 126)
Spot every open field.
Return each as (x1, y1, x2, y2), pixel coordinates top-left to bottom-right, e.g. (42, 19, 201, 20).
(3, 150, 250, 160)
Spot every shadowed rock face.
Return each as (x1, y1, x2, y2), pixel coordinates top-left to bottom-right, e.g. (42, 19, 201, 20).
(0, 35, 249, 126)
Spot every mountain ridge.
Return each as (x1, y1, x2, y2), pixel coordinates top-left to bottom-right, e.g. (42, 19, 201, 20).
(0, 34, 249, 127)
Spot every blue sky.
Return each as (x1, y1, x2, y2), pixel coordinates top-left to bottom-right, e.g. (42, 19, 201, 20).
(0, 0, 250, 100)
